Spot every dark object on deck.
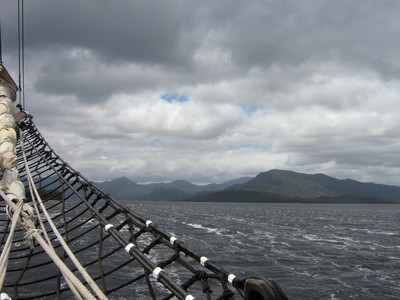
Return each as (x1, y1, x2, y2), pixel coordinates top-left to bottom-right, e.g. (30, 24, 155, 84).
(244, 277, 288, 300)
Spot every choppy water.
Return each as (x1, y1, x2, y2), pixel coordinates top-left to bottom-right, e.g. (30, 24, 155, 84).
(127, 202, 400, 299)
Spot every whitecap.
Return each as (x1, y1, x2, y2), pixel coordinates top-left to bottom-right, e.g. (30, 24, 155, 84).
(183, 222, 223, 235)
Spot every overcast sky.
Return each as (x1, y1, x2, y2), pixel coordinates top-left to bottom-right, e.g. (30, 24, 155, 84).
(1, 0, 400, 185)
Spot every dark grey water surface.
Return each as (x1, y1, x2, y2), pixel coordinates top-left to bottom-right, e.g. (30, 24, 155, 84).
(126, 202, 400, 300)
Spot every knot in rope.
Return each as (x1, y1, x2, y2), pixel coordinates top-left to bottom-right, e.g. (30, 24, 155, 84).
(196, 270, 208, 280)
(216, 289, 235, 300)
(158, 251, 180, 269)
(5, 199, 37, 248)
(5, 200, 34, 224)
(24, 228, 41, 248)
(196, 270, 213, 294)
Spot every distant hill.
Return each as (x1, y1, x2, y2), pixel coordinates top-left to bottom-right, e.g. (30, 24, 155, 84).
(94, 176, 252, 200)
(201, 177, 256, 191)
(185, 169, 400, 204)
(95, 176, 152, 198)
(140, 187, 190, 201)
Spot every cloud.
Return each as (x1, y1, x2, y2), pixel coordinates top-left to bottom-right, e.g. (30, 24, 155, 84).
(22, 1, 191, 64)
(2, 0, 400, 185)
(217, 0, 400, 78)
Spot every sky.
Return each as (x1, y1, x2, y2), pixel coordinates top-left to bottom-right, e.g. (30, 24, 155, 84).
(1, 0, 400, 185)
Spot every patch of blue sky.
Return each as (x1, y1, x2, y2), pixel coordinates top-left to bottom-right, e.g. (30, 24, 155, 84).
(227, 144, 271, 151)
(152, 138, 168, 146)
(228, 143, 253, 150)
(238, 103, 261, 115)
(161, 93, 189, 103)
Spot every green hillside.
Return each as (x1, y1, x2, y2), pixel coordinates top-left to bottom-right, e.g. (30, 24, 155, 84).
(184, 169, 400, 203)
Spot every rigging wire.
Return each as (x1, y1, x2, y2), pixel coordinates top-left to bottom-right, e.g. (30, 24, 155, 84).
(18, 0, 21, 103)
(0, 13, 3, 63)
(17, 0, 25, 108)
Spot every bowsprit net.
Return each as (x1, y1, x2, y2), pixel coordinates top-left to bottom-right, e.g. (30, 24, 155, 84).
(0, 115, 287, 300)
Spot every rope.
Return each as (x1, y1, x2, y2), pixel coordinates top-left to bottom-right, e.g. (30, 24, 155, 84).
(19, 129, 108, 300)
(0, 200, 23, 289)
(0, 189, 98, 300)
(25, 174, 52, 246)
(30, 231, 96, 300)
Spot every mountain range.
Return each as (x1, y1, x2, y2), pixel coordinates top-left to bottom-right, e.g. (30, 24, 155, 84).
(94, 176, 252, 201)
(93, 169, 400, 204)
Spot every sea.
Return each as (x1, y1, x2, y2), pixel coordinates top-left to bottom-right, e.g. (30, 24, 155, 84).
(125, 201, 400, 300)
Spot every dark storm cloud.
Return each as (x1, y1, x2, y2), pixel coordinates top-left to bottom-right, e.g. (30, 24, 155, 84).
(1, 0, 206, 102)
(4, 0, 400, 101)
(214, 0, 400, 78)
(22, 0, 194, 65)
(4, 0, 400, 72)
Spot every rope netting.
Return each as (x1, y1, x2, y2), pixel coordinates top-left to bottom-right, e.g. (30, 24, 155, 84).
(0, 116, 286, 299)
(0, 116, 285, 299)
